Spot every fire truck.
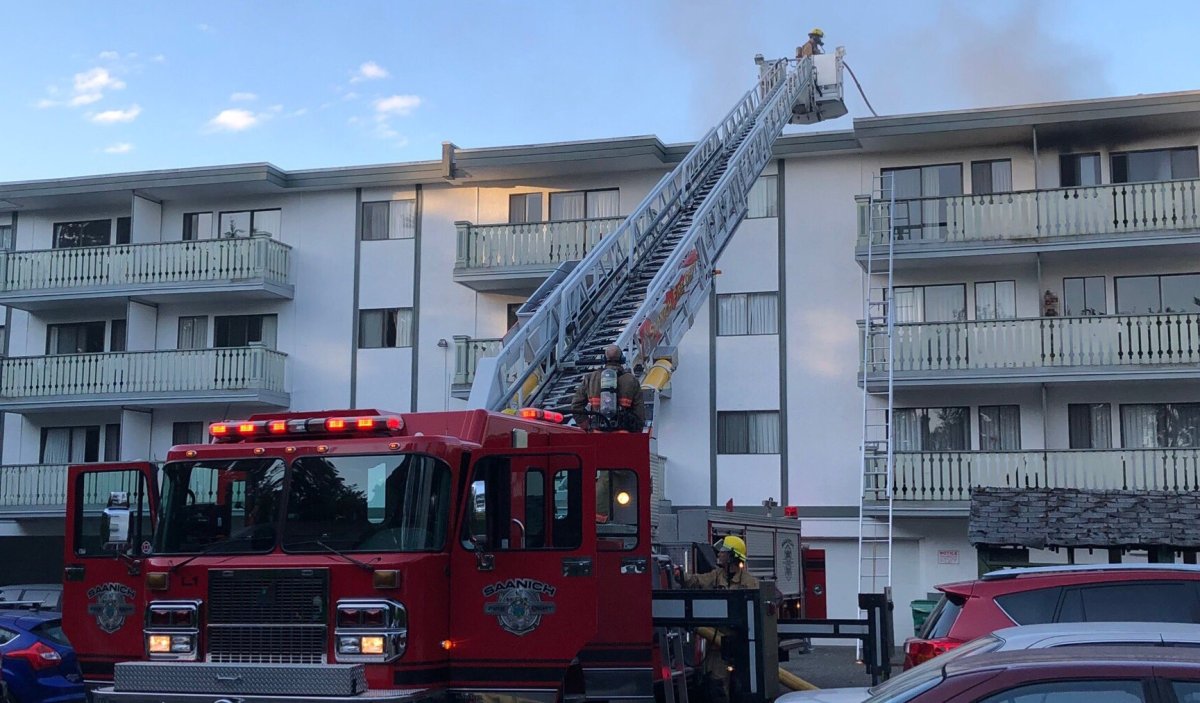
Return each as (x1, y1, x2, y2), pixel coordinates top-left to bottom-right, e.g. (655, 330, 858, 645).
(61, 53, 892, 703)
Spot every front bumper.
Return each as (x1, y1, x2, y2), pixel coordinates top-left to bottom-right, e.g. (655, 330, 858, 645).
(91, 688, 432, 703)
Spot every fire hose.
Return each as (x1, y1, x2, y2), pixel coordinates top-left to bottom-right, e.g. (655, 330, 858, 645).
(695, 627, 819, 692)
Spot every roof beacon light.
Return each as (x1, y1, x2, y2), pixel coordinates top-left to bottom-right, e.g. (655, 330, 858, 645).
(326, 418, 347, 431)
(519, 408, 564, 423)
(209, 423, 230, 437)
(269, 420, 288, 434)
(357, 418, 376, 430)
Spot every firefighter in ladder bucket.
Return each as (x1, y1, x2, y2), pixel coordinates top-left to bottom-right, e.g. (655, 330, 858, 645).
(571, 344, 646, 432)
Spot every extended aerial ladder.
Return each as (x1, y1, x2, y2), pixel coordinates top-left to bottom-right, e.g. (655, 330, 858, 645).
(468, 51, 848, 415)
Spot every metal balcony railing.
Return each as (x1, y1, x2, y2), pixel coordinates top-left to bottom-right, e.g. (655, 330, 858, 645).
(856, 178, 1200, 247)
(453, 336, 503, 386)
(454, 217, 623, 271)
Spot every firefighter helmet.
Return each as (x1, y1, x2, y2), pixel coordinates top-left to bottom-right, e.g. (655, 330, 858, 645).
(717, 535, 748, 561)
(809, 28, 824, 38)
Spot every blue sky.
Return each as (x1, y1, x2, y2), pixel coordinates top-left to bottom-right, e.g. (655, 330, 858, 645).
(2, 0, 1199, 182)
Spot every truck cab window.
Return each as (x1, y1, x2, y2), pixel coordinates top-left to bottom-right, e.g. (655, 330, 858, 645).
(74, 469, 152, 556)
(596, 469, 638, 551)
(463, 455, 583, 551)
(154, 459, 284, 554)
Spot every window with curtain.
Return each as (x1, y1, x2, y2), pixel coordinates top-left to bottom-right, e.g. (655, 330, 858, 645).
(1121, 403, 1200, 448)
(183, 212, 213, 241)
(1060, 153, 1101, 187)
(116, 217, 131, 245)
(1064, 277, 1106, 316)
(53, 219, 112, 248)
(549, 189, 619, 221)
(979, 405, 1021, 451)
(109, 320, 127, 353)
(214, 314, 278, 348)
(717, 292, 779, 335)
(717, 411, 780, 454)
(1111, 147, 1199, 183)
(882, 164, 962, 241)
(219, 209, 281, 239)
(747, 175, 778, 218)
(362, 200, 415, 240)
(971, 160, 1013, 195)
(508, 193, 543, 224)
(975, 281, 1016, 320)
(0, 224, 12, 251)
(104, 424, 121, 461)
(893, 407, 970, 451)
(172, 422, 206, 446)
(177, 316, 208, 350)
(46, 321, 106, 355)
(1116, 273, 1200, 314)
(1068, 403, 1112, 449)
(892, 284, 966, 323)
(358, 308, 414, 349)
(40, 426, 101, 463)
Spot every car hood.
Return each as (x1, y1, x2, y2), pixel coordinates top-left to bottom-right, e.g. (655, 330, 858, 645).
(776, 687, 871, 703)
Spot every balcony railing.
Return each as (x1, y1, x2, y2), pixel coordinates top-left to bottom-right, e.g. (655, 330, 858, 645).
(866, 449, 1200, 502)
(862, 313, 1200, 376)
(856, 178, 1200, 247)
(453, 336, 503, 387)
(455, 217, 623, 271)
(0, 236, 292, 295)
(0, 465, 69, 507)
(0, 347, 287, 405)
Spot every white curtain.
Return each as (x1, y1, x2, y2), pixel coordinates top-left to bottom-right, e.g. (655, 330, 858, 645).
(393, 309, 415, 348)
(893, 410, 920, 451)
(717, 412, 780, 454)
(979, 406, 1021, 451)
(1069, 404, 1112, 449)
(586, 190, 620, 219)
(718, 293, 778, 335)
(923, 285, 966, 322)
(747, 412, 780, 454)
(1122, 404, 1200, 448)
(550, 192, 585, 221)
(42, 428, 70, 464)
(747, 176, 778, 218)
(747, 293, 778, 334)
(991, 162, 1013, 192)
(389, 200, 416, 239)
(718, 294, 747, 335)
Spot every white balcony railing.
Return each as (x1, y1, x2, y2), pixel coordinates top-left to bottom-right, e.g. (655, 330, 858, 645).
(857, 178, 1200, 246)
(453, 336, 503, 386)
(0, 236, 292, 293)
(0, 347, 286, 401)
(454, 217, 623, 271)
(867, 449, 1200, 502)
(0, 465, 69, 506)
(862, 313, 1200, 375)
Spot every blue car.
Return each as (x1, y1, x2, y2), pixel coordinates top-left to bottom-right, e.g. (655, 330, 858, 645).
(0, 609, 84, 703)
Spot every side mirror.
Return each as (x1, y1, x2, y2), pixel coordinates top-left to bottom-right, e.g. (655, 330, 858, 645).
(102, 491, 132, 552)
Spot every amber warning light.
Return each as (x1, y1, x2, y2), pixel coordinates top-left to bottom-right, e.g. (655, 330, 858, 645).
(209, 415, 404, 441)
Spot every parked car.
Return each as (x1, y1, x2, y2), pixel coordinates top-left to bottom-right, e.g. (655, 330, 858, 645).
(881, 646, 1200, 703)
(906, 563, 1200, 668)
(0, 586, 61, 613)
(0, 608, 84, 703)
(778, 621, 1200, 703)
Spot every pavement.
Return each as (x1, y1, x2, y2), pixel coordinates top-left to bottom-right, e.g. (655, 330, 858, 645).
(780, 646, 905, 690)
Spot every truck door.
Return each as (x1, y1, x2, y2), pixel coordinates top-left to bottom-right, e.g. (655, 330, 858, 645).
(61, 462, 158, 682)
(451, 448, 598, 690)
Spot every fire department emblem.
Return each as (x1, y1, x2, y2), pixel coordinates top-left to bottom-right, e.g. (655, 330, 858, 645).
(482, 579, 557, 636)
(87, 583, 136, 634)
(780, 537, 796, 582)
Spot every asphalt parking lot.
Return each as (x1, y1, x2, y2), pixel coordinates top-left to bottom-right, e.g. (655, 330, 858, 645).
(781, 646, 905, 690)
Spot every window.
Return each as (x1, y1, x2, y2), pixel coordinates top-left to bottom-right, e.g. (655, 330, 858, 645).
(508, 193, 543, 224)
(359, 308, 414, 348)
(362, 200, 415, 240)
(747, 175, 778, 218)
(1121, 403, 1200, 448)
(218, 209, 281, 239)
(1060, 153, 1102, 187)
(1058, 582, 1200, 623)
(74, 468, 153, 557)
(172, 422, 205, 446)
(109, 319, 127, 353)
(1173, 682, 1200, 703)
(116, 216, 131, 245)
(892, 284, 967, 323)
(1064, 276, 1106, 316)
(507, 303, 522, 330)
(971, 159, 1013, 194)
(974, 281, 1016, 320)
(979, 405, 1020, 451)
(214, 314, 277, 348)
(717, 292, 779, 335)
(1116, 273, 1200, 314)
(462, 455, 584, 551)
(717, 411, 780, 454)
(894, 407, 970, 451)
(549, 189, 620, 221)
(1069, 404, 1112, 449)
(46, 321, 106, 355)
(994, 587, 1061, 625)
(177, 316, 208, 350)
(183, 212, 213, 241)
(40, 426, 101, 463)
(979, 681, 1145, 703)
(596, 469, 638, 551)
(53, 219, 112, 248)
(1112, 147, 1199, 183)
(0, 326, 6, 356)
(882, 164, 962, 240)
(0, 224, 12, 251)
(104, 424, 120, 462)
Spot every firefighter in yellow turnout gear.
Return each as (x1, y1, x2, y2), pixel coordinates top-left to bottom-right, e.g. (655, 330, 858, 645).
(676, 536, 759, 703)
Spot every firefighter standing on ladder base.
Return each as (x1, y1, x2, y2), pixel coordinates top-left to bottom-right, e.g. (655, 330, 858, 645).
(674, 536, 760, 703)
(796, 28, 824, 59)
(571, 344, 646, 432)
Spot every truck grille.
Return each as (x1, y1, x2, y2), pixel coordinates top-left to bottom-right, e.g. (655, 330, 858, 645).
(207, 569, 329, 664)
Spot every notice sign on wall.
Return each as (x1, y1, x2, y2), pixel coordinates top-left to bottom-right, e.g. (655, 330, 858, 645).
(938, 550, 960, 565)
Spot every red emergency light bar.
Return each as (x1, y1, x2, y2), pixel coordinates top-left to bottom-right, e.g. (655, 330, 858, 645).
(209, 415, 403, 442)
(519, 408, 564, 423)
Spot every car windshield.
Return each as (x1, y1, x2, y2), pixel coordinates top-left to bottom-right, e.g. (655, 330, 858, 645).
(154, 458, 286, 554)
(282, 454, 451, 552)
(867, 634, 1001, 698)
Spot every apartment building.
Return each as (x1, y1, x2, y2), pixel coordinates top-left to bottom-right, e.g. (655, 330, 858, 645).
(0, 90, 1196, 624)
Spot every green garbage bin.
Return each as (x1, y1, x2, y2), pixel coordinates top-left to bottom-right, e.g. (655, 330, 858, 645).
(911, 599, 938, 637)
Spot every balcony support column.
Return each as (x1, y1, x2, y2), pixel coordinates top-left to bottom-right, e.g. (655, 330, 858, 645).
(120, 408, 152, 462)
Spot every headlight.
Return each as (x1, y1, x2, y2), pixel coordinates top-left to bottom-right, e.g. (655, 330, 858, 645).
(145, 600, 200, 660)
(335, 599, 407, 662)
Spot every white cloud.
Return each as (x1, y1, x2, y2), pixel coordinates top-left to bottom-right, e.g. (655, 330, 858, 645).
(342, 92, 360, 102)
(70, 93, 103, 107)
(287, 108, 309, 118)
(268, 104, 283, 113)
(36, 98, 59, 109)
(98, 50, 120, 60)
(152, 54, 167, 63)
(104, 142, 133, 154)
(374, 94, 421, 116)
(90, 105, 142, 124)
(351, 61, 389, 82)
(230, 92, 257, 102)
(74, 67, 125, 94)
(206, 108, 260, 132)
(198, 23, 211, 32)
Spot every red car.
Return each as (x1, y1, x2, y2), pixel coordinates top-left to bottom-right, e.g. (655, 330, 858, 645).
(900, 647, 1200, 703)
(907, 564, 1200, 668)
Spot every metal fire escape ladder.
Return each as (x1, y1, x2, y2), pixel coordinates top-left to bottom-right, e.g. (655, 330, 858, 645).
(857, 174, 897, 602)
(470, 53, 846, 413)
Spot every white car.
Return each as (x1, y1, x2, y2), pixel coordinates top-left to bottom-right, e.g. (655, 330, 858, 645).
(777, 621, 1200, 703)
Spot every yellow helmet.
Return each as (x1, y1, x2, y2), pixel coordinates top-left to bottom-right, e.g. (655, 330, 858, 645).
(717, 535, 748, 561)
(809, 28, 825, 38)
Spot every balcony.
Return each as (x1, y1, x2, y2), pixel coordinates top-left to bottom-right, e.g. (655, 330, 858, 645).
(862, 313, 1200, 389)
(0, 347, 288, 412)
(856, 178, 1200, 265)
(0, 465, 69, 516)
(0, 237, 293, 311)
(865, 448, 1200, 513)
(452, 336, 502, 399)
(454, 217, 622, 293)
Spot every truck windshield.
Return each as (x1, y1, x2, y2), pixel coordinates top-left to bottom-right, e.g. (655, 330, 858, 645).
(155, 458, 285, 554)
(281, 453, 452, 553)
